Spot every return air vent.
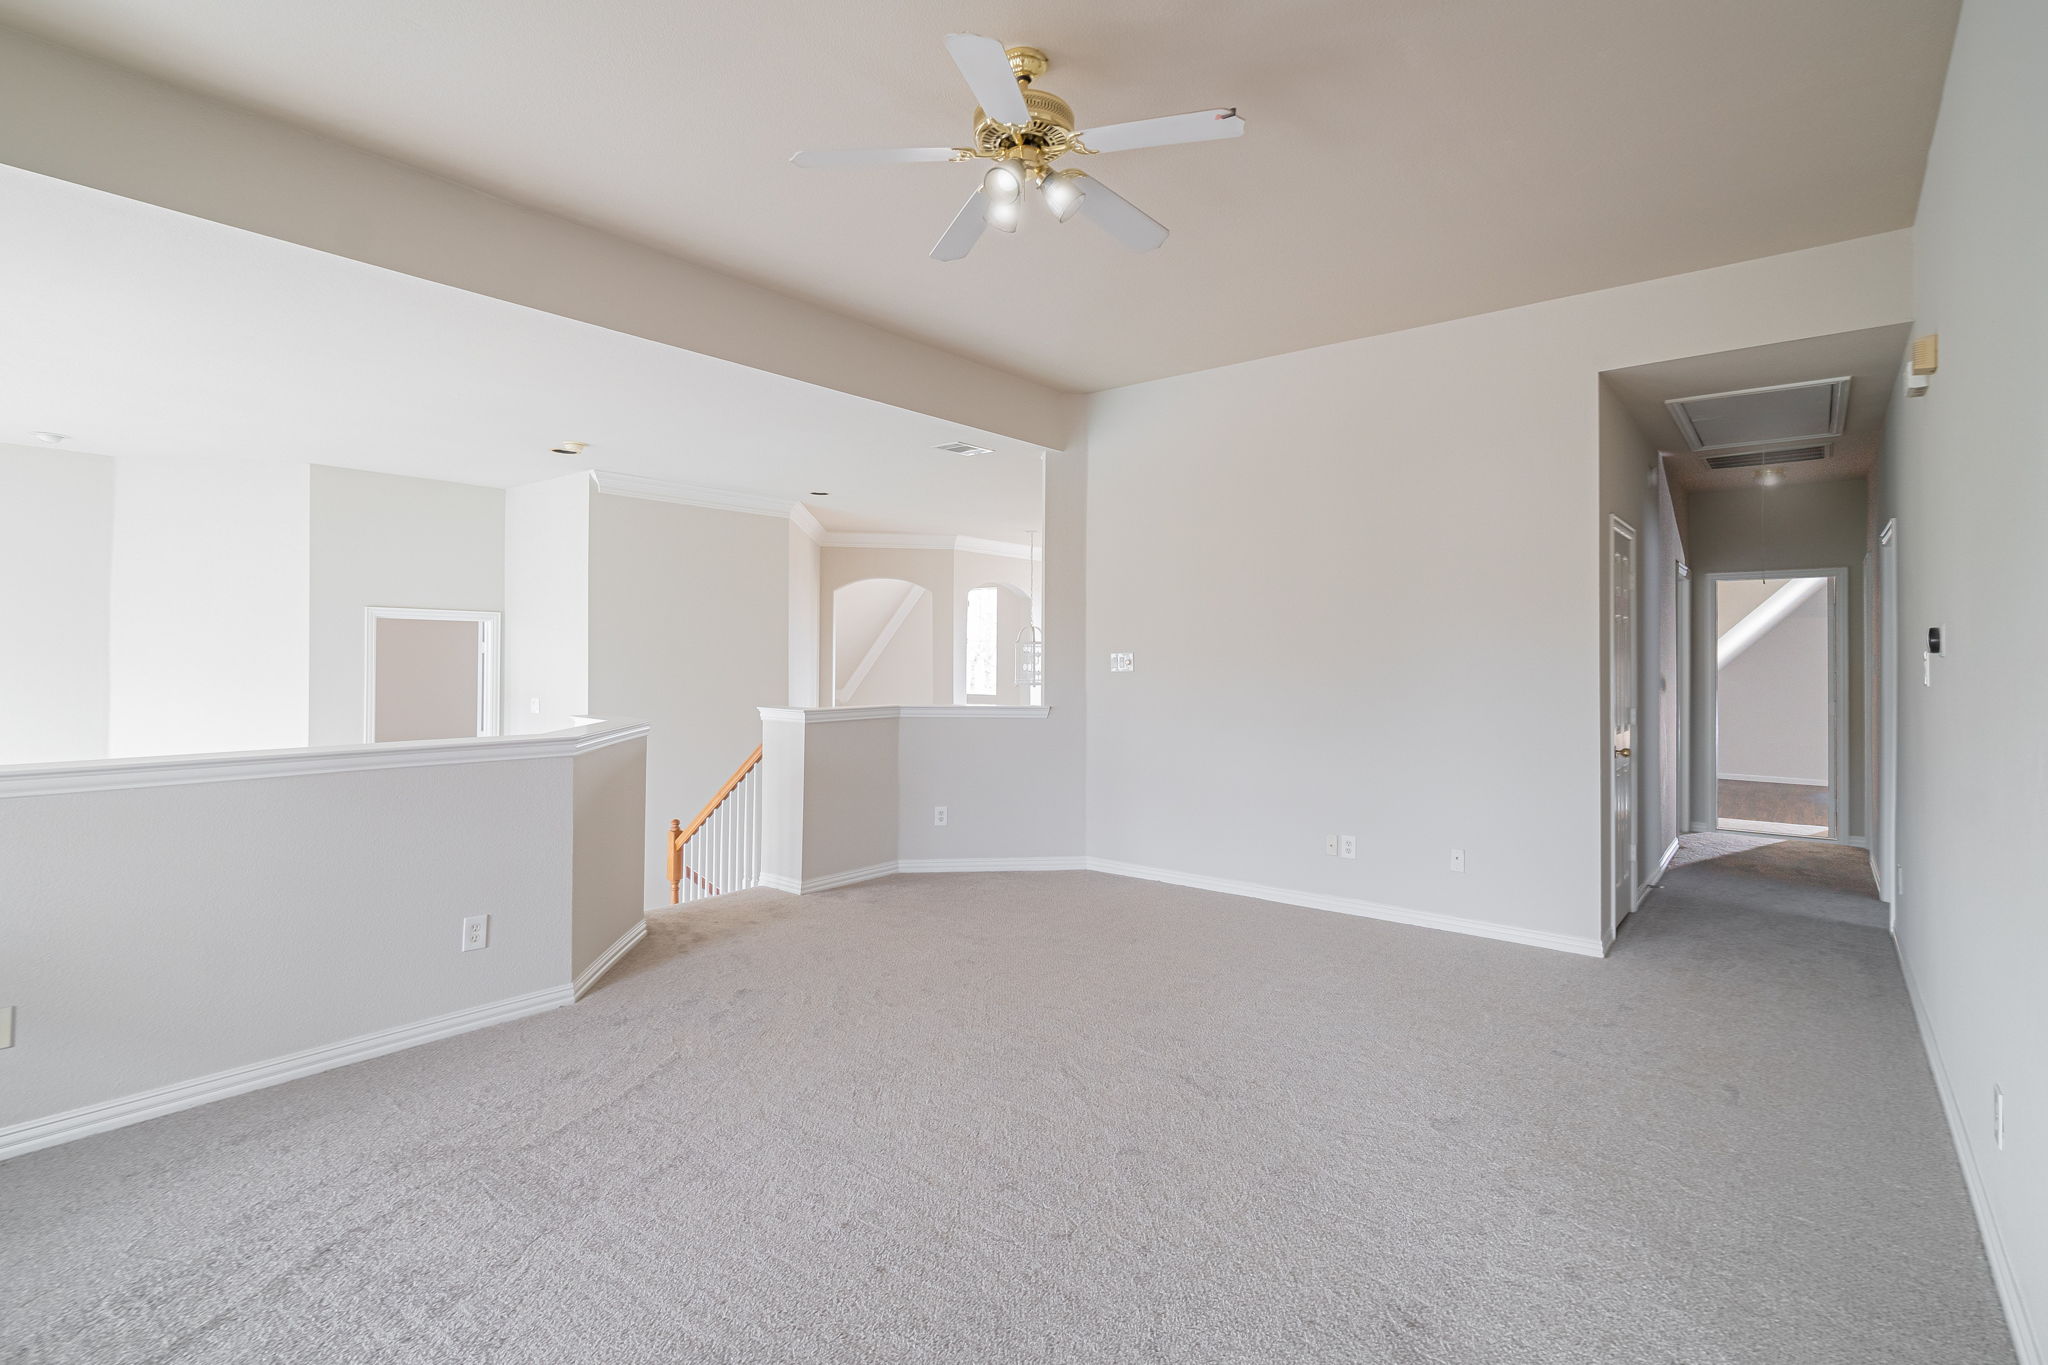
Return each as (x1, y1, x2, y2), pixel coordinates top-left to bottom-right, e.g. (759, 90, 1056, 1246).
(934, 440, 994, 456)
(1702, 445, 1830, 471)
(1666, 377, 1851, 452)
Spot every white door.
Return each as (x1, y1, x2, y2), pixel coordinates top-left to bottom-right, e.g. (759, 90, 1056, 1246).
(1610, 519, 1638, 928)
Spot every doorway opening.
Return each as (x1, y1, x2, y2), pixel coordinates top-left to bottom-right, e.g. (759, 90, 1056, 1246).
(363, 607, 501, 743)
(1707, 570, 1845, 840)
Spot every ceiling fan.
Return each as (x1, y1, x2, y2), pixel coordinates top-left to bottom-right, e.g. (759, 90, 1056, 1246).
(791, 34, 1245, 261)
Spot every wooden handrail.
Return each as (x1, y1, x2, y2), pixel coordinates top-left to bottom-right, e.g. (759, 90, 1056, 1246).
(668, 745, 763, 904)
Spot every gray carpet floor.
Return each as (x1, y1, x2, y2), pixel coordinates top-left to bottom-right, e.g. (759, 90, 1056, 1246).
(1, 867, 2012, 1364)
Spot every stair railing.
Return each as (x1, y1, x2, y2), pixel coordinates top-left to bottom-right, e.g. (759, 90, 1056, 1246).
(667, 745, 763, 904)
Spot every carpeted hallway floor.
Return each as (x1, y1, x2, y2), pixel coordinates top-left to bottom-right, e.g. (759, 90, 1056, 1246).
(1, 865, 2013, 1363)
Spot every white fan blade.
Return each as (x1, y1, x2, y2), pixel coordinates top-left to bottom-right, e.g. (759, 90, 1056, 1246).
(931, 190, 990, 262)
(791, 146, 959, 168)
(944, 33, 1031, 126)
(1071, 174, 1169, 252)
(1076, 109, 1244, 154)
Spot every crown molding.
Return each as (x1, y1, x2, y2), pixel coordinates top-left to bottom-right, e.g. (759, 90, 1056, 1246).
(789, 502, 827, 543)
(820, 532, 1036, 560)
(589, 469, 797, 520)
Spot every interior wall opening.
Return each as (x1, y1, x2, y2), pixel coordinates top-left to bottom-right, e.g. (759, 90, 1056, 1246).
(1709, 572, 1842, 840)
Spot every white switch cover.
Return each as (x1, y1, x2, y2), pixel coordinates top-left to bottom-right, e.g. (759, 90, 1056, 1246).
(0, 1005, 12, 1049)
(934, 805, 948, 827)
(1450, 848, 1466, 873)
(461, 915, 490, 952)
(529, 697, 542, 715)
(1339, 835, 1357, 860)
(1109, 652, 1135, 673)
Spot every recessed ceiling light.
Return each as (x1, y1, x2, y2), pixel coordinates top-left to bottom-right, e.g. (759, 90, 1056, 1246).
(934, 440, 994, 457)
(550, 441, 589, 456)
(34, 432, 68, 444)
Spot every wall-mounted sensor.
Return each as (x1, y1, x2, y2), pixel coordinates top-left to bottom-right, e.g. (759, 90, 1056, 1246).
(551, 441, 589, 456)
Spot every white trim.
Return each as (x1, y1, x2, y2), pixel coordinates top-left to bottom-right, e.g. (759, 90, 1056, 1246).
(1719, 772, 1830, 786)
(1089, 858, 1607, 957)
(897, 856, 1088, 874)
(1701, 567, 1851, 845)
(835, 583, 926, 705)
(820, 531, 1036, 560)
(363, 606, 502, 744)
(572, 919, 647, 1000)
(1653, 837, 1681, 883)
(1897, 948, 2041, 1365)
(0, 719, 650, 799)
(1608, 515, 1640, 938)
(773, 859, 1601, 956)
(758, 873, 803, 894)
(758, 705, 1050, 724)
(589, 469, 799, 520)
(802, 861, 900, 892)
(788, 503, 826, 543)
(0, 985, 574, 1162)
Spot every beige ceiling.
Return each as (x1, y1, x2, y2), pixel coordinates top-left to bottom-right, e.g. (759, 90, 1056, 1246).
(1603, 324, 1912, 492)
(0, 0, 1959, 392)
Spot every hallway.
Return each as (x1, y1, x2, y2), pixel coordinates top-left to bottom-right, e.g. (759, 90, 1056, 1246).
(1649, 830, 1886, 929)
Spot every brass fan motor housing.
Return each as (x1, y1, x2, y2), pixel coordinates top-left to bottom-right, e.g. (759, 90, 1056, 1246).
(970, 48, 1078, 162)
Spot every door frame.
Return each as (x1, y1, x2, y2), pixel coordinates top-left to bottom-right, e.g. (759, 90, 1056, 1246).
(1699, 567, 1849, 843)
(1608, 515, 1639, 939)
(1877, 520, 1899, 915)
(363, 607, 502, 743)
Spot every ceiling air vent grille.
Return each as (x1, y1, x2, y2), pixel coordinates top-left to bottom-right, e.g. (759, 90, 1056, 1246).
(1666, 377, 1851, 452)
(1702, 445, 1830, 471)
(934, 440, 994, 456)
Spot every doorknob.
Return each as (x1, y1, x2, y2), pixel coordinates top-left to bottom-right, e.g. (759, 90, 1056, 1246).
(1615, 747, 1631, 757)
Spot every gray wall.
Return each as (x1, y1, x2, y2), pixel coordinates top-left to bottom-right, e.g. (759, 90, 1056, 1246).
(1879, 0, 2046, 1352)
(0, 444, 112, 764)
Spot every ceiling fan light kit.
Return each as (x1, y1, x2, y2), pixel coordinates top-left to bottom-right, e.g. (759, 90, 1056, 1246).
(791, 35, 1244, 261)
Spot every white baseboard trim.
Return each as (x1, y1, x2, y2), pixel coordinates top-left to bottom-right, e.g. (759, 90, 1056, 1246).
(1647, 838, 1682, 894)
(897, 856, 1089, 874)
(1719, 772, 1829, 786)
(1897, 947, 2039, 1364)
(758, 873, 802, 895)
(794, 856, 1086, 893)
(572, 919, 647, 999)
(1084, 857, 1606, 958)
(0, 984, 575, 1162)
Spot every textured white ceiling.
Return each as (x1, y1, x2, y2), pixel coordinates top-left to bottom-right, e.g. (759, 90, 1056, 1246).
(0, 0, 1959, 392)
(0, 167, 1044, 540)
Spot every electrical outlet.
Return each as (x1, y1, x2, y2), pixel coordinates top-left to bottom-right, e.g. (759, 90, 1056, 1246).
(1109, 652, 1135, 673)
(0, 1005, 13, 1049)
(1325, 834, 1338, 856)
(1994, 1086, 2005, 1151)
(1339, 835, 1357, 860)
(461, 915, 489, 952)
(934, 805, 948, 827)
(1450, 848, 1466, 873)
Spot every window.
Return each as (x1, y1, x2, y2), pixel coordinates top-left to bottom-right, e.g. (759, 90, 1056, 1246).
(965, 586, 998, 696)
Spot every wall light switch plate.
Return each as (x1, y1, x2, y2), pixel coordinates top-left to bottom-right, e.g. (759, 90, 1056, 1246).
(1450, 848, 1466, 873)
(1109, 652, 1135, 673)
(0, 1005, 13, 1049)
(1339, 835, 1357, 860)
(461, 915, 489, 952)
(529, 697, 542, 715)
